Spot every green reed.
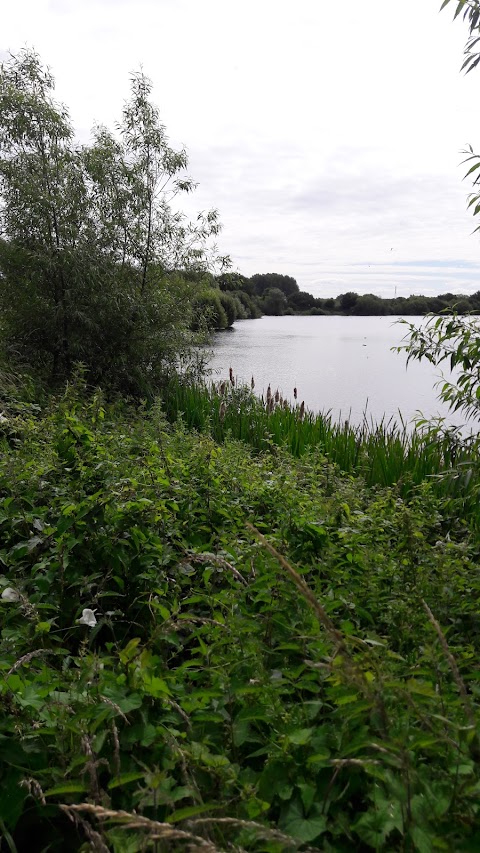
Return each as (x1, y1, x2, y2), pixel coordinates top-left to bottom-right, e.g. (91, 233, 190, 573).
(162, 375, 480, 523)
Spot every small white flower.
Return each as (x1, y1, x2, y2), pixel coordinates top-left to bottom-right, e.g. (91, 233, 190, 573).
(1, 587, 20, 602)
(77, 608, 97, 627)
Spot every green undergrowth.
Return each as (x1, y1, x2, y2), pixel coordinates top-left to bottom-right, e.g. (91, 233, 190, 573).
(1, 386, 480, 851)
(163, 378, 480, 528)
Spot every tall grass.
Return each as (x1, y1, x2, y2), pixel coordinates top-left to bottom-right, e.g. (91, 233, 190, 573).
(162, 375, 480, 524)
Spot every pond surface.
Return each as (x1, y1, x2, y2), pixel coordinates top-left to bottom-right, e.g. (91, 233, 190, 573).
(206, 315, 464, 428)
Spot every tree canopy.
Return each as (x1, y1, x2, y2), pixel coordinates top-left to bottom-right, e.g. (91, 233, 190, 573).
(250, 272, 299, 298)
(0, 50, 227, 394)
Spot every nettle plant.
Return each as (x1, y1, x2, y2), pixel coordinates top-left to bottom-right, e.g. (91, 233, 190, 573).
(0, 386, 479, 851)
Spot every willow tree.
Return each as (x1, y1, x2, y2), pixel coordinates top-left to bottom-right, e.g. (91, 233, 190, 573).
(398, 1, 480, 433)
(440, 0, 480, 73)
(0, 50, 227, 393)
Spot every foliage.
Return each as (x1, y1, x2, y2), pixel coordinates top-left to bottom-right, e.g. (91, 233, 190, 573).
(438, 1, 480, 236)
(389, 6, 480, 506)
(262, 287, 289, 316)
(275, 289, 480, 317)
(398, 313, 480, 425)
(0, 50, 225, 393)
(207, 272, 480, 320)
(219, 291, 248, 325)
(351, 294, 389, 316)
(440, 0, 480, 73)
(1, 383, 480, 852)
(217, 271, 255, 297)
(337, 292, 359, 313)
(163, 377, 480, 530)
(192, 288, 229, 330)
(397, 312, 480, 498)
(250, 273, 300, 298)
(287, 291, 316, 312)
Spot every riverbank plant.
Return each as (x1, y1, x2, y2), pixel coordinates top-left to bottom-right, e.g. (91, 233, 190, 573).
(1, 382, 480, 851)
(162, 374, 480, 530)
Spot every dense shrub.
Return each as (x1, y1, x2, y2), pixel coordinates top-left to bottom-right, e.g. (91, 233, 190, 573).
(1, 383, 480, 851)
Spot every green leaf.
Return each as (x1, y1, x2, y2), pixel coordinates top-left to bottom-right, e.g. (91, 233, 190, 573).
(278, 784, 294, 801)
(108, 772, 146, 790)
(298, 782, 316, 814)
(233, 718, 250, 747)
(119, 637, 141, 665)
(406, 680, 436, 697)
(409, 825, 435, 853)
(101, 689, 143, 714)
(45, 782, 87, 797)
(284, 814, 327, 843)
(141, 675, 170, 697)
(166, 803, 222, 823)
(307, 749, 331, 765)
(0, 769, 25, 831)
(287, 728, 314, 746)
(354, 803, 401, 848)
(155, 603, 171, 621)
(464, 161, 480, 177)
(335, 692, 360, 706)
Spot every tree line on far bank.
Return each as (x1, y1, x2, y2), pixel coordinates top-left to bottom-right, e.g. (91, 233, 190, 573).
(214, 272, 480, 320)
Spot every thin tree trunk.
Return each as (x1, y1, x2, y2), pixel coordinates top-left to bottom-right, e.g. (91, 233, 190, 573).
(39, 135, 70, 374)
(140, 144, 153, 296)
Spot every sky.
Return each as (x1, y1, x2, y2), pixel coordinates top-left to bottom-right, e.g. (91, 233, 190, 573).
(3, 0, 480, 298)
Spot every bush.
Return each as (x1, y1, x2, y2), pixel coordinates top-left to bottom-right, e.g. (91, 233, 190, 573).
(192, 288, 229, 330)
(1, 386, 480, 850)
(0, 50, 225, 395)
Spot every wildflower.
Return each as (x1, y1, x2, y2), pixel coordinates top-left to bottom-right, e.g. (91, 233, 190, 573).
(1, 587, 20, 602)
(274, 389, 280, 403)
(299, 401, 305, 420)
(293, 386, 297, 400)
(251, 376, 255, 389)
(229, 367, 235, 386)
(219, 401, 226, 421)
(77, 608, 97, 627)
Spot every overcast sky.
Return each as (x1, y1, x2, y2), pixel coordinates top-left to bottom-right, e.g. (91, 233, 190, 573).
(3, 0, 480, 297)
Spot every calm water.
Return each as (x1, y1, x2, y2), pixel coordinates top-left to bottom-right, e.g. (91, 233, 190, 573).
(207, 315, 463, 428)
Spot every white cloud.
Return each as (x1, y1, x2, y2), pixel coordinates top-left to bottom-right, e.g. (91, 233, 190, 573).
(2, 0, 480, 297)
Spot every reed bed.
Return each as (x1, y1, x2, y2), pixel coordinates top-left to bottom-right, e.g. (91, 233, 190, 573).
(162, 373, 480, 523)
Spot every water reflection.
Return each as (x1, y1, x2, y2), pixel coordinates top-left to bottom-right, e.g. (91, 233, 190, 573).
(206, 315, 465, 429)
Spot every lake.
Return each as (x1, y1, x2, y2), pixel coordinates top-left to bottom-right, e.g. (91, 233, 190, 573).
(206, 315, 463, 428)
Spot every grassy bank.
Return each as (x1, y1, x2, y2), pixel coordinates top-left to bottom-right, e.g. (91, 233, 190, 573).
(163, 377, 480, 528)
(1, 382, 480, 851)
